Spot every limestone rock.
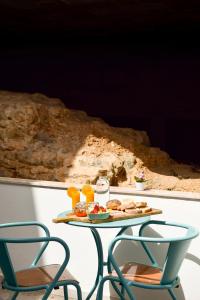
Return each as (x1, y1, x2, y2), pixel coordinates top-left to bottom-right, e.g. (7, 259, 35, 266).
(0, 91, 148, 184)
(0, 90, 200, 192)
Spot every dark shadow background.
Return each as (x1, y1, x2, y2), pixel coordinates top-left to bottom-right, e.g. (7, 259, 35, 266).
(0, 0, 200, 165)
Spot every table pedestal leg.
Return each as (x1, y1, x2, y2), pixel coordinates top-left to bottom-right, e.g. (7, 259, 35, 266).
(86, 227, 104, 300)
(86, 226, 131, 300)
(107, 226, 130, 299)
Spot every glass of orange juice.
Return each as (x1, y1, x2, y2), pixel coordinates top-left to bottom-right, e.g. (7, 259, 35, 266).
(67, 187, 80, 210)
(85, 190, 94, 204)
(82, 184, 94, 204)
(71, 191, 80, 209)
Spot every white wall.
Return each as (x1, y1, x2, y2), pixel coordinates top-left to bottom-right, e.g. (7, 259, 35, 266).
(0, 182, 200, 300)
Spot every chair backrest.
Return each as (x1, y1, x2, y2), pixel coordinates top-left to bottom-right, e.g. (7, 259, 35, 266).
(160, 224, 198, 285)
(0, 241, 17, 287)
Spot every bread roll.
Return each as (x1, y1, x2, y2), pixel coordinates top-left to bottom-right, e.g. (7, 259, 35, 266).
(135, 201, 147, 208)
(118, 199, 136, 211)
(106, 199, 121, 210)
(141, 207, 152, 213)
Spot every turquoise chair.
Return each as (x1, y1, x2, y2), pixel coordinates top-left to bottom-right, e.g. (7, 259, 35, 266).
(96, 220, 199, 300)
(0, 221, 82, 300)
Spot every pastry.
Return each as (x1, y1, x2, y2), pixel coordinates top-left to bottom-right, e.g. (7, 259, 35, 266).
(106, 199, 121, 210)
(135, 201, 147, 208)
(118, 199, 136, 211)
(141, 207, 152, 213)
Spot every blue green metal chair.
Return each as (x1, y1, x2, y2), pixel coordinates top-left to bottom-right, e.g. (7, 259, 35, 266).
(96, 220, 199, 300)
(0, 221, 82, 300)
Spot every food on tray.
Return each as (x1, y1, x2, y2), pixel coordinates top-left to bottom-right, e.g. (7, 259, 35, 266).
(88, 203, 110, 220)
(74, 202, 87, 217)
(118, 198, 136, 211)
(88, 211, 110, 220)
(125, 208, 142, 214)
(106, 199, 121, 210)
(106, 198, 152, 215)
(88, 204, 107, 214)
(135, 201, 147, 208)
(110, 210, 127, 218)
(141, 207, 152, 213)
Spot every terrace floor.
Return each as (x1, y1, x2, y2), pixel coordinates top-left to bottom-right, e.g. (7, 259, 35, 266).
(0, 288, 73, 299)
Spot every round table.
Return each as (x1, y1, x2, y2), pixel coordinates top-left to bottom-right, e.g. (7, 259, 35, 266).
(58, 211, 150, 300)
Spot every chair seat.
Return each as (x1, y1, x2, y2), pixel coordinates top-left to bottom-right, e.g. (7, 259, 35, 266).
(111, 262, 162, 285)
(16, 264, 78, 287)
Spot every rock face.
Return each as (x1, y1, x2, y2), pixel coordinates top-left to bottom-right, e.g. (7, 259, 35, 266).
(0, 91, 149, 183)
(0, 90, 200, 192)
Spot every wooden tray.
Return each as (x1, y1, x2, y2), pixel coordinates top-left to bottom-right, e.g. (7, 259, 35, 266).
(53, 208, 162, 224)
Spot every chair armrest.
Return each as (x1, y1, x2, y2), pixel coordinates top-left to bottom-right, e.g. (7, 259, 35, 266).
(5, 236, 70, 270)
(107, 233, 166, 274)
(4, 236, 67, 245)
(139, 220, 198, 237)
(110, 232, 196, 245)
(0, 221, 50, 238)
(5, 236, 70, 288)
(139, 220, 166, 236)
(139, 220, 199, 240)
(110, 234, 171, 246)
(110, 233, 164, 268)
(108, 221, 199, 269)
(108, 221, 199, 280)
(0, 222, 50, 267)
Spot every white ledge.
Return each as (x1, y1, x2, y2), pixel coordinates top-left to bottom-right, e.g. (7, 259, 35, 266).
(0, 176, 200, 201)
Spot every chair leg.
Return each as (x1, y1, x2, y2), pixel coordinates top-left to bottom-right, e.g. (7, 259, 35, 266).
(112, 281, 126, 300)
(97, 276, 131, 300)
(42, 291, 50, 300)
(63, 285, 68, 300)
(96, 276, 108, 300)
(168, 288, 177, 300)
(122, 285, 136, 300)
(9, 291, 19, 300)
(42, 284, 55, 300)
(120, 284, 126, 299)
(111, 281, 125, 299)
(72, 282, 82, 300)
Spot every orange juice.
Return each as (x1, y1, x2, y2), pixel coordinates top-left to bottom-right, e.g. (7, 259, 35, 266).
(71, 191, 80, 209)
(86, 190, 94, 204)
(82, 184, 93, 195)
(67, 186, 78, 197)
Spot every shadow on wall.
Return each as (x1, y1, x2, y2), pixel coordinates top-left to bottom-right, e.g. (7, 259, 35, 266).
(0, 183, 44, 271)
(109, 226, 188, 300)
(186, 253, 200, 266)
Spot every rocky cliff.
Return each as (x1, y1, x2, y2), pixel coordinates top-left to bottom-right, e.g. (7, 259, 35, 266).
(0, 91, 200, 192)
